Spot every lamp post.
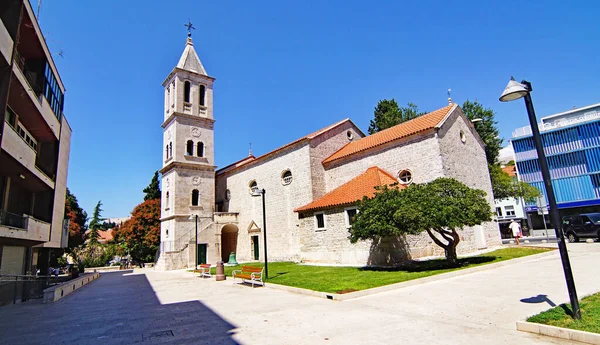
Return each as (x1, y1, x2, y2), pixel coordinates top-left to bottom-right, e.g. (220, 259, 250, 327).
(189, 214, 198, 268)
(251, 188, 268, 279)
(499, 77, 581, 319)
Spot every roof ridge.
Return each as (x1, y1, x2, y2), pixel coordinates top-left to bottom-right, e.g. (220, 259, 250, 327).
(322, 104, 455, 164)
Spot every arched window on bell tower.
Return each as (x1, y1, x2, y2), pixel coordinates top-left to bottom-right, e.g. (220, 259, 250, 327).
(169, 142, 172, 157)
(197, 142, 204, 157)
(184, 81, 191, 103)
(186, 140, 193, 156)
(199, 85, 206, 106)
(165, 145, 169, 159)
(191, 189, 199, 206)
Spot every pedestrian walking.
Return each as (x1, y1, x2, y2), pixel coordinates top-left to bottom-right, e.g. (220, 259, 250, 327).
(509, 219, 522, 245)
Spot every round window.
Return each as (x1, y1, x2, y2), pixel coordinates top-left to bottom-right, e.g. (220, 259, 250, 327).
(281, 170, 293, 185)
(225, 189, 231, 201)
(398, 170, 413, 185)
(346, 130, 353, 141)
(460, 130, 467, 144)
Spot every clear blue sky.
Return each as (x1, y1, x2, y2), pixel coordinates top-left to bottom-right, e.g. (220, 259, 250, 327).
(36, 0, 600, 217)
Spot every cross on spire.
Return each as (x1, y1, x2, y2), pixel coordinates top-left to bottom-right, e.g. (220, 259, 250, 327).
(184, 19, 195, 37)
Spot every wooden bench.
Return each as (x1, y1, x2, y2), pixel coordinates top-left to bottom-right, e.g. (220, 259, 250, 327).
(193, 264, 212, 278)
(232, 266, 264, 287)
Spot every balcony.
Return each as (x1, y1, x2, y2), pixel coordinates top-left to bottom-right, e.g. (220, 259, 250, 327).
(213, 212, 239, 224)
(0, 210, 51, 244)
(1, 123, 54, 188)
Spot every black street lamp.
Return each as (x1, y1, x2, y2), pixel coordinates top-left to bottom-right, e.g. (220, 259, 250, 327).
(189, 214, 198, 268)
(500, 77, 581, 319)
(251, 187, 268, 279)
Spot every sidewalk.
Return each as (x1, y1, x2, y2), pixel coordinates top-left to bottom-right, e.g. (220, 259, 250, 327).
(0, 243, 597, 344)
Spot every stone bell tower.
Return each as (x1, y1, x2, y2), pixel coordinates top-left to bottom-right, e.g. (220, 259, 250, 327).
(157, 33, 217, 270)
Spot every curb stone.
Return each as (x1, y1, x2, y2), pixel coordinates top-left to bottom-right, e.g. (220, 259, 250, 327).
(265, 249, 556, 301)
(516, 321, 600, 344)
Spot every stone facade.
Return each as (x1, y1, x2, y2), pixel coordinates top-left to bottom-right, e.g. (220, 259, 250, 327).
(157, 39, 501, 270)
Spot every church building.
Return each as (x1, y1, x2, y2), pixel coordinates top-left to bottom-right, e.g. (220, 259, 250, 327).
(155, 36, 501, 270)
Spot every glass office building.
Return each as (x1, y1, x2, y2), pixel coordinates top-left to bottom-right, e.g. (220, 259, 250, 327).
(511, 103, 600, 228)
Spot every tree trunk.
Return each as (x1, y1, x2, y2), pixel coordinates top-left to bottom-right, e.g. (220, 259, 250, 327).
(445, 245, 458, 267)
(445, 229, 460, 267)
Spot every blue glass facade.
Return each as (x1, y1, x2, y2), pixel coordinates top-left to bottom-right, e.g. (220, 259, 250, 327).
(512, 119, 600, 210)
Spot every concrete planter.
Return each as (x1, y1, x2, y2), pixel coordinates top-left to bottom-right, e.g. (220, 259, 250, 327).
(517, 321, 600, 345)
(43, 272, 100, 303)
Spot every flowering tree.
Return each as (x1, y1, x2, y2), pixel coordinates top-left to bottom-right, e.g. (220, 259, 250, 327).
(115, 199, 161, 262)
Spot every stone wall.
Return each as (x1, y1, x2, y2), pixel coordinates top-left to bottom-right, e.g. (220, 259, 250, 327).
(323, 133, 445, 191)
(436, 107, 501, 247)
(308, 121, 364, 200)
(298, 207, 485, 266)
(216, 143, 313, 263)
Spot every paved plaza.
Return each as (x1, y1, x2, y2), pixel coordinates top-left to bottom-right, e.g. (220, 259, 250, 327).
(0, 243, 598, 344)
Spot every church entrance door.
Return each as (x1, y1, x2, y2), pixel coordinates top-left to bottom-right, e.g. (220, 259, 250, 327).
(251, 235, 259, 260)
(221, 224, 239, 262)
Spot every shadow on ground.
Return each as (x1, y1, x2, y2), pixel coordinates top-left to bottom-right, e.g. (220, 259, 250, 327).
(520, 293, 574, 316)
(360, 256, 496, 272)
(0, 270, 239, 344)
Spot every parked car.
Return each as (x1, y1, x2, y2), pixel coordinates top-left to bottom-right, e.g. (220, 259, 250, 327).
(562, 213, 600, 242)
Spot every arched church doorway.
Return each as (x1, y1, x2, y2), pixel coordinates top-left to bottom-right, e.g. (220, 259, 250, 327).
(221, 224, 239, 262)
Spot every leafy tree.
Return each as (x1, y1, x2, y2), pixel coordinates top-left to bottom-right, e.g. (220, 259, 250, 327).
(88, 201, 104, 244)
(461, 100, 539, 201)
(350, 178, 492, 266)
(114, 199, 161, 262)
(368, 99, 425, 134)
(143, 171, 161, 201)
(489, 164, 540, 201)
(64, 188, 88, 249)
(462, 100, 503, 165)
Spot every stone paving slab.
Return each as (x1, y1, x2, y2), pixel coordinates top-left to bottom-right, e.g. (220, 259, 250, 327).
(0, 243, 597, 344)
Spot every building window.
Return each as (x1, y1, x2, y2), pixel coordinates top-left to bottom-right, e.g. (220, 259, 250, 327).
(186, 140, 194, 155)
(346, 130, 353, 141)
(165, 145, 169, 159)
(165, 229, 169, 238)
(5, 107, 17, 128)
(315, 212, 326, 230)
(191, 189, 199, 206)
(197, 142, 204, 157)
(460, 130, 467, 144)
(43, 62, 64, 119)
(505, 205, 515, 217)
(184, 81, 191, 103)
(165, 191, 170, 209)
(249, 180, 258, 195)
(345, 208, 358, 228)
(225, 189, 231, 201)
(199, 85, 206, 106)
(281, 170, 293, 185)
(169, 142, 173, 157)
(398, 170, 413, 184)
(496, 207, 503, 217)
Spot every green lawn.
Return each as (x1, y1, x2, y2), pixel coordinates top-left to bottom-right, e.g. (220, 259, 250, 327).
(197, 247, 551, 293)
(527, 292, 600, 334)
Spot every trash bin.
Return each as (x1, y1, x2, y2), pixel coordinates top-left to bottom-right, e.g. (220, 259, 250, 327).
(71, 266, 79, 279)
(215, 261, 225, 281)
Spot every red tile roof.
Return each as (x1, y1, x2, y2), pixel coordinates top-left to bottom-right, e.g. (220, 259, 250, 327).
(217, 118, 362, 175)
(294, 166, 403, 212)
(502, 165, 517, 177)
(323, 104, 456, 164)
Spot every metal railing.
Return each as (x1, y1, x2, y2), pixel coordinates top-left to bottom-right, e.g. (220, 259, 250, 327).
(0, 210, 28, 230)
(161, 220, 213, 253)
(0, 274, 70, 306)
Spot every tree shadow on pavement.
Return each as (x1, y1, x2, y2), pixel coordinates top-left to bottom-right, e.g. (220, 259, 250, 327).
(0, 270, 240, 344)
(360, 256, 496, 272)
